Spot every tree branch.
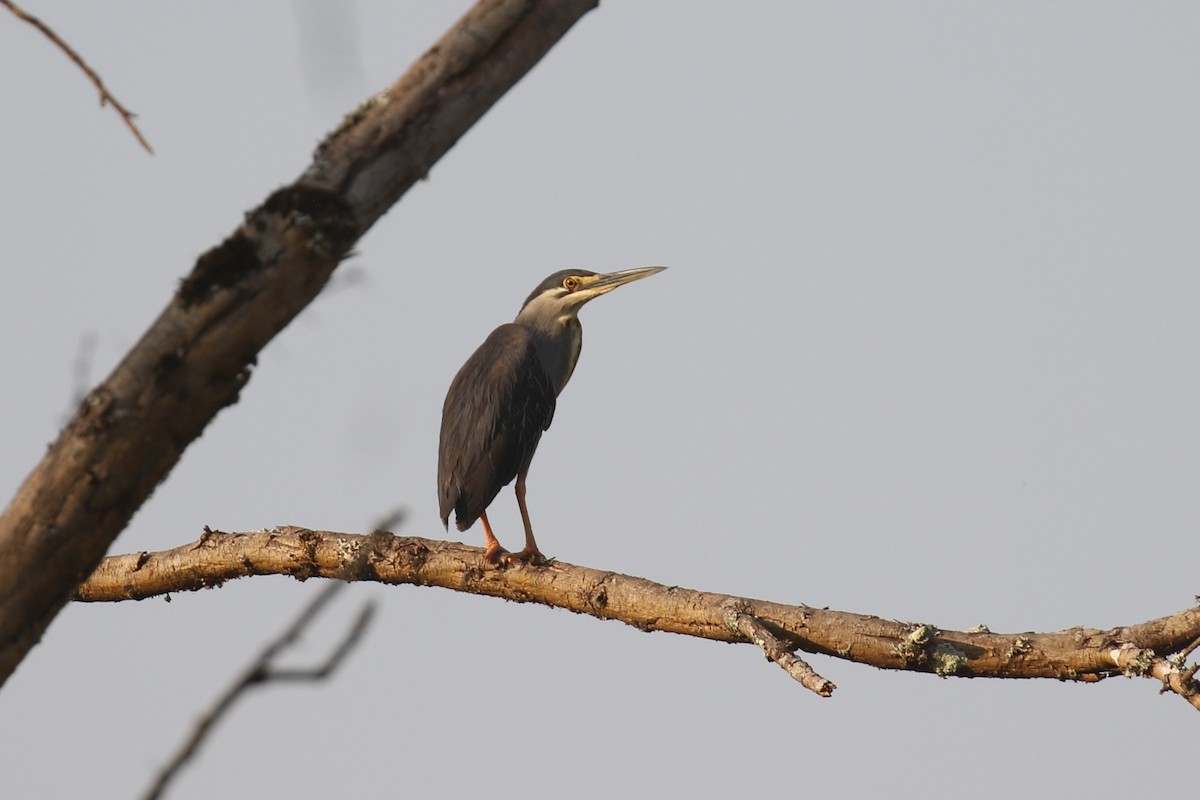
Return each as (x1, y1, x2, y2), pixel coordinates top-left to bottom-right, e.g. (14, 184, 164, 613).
(1, 0, 153, 153)
(0, 0, 598, 688)
(722, 600, 835, 697)
(76, 527, 1200, 710)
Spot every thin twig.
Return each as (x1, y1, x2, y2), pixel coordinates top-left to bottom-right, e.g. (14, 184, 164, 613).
(723, 600, 836, 697)
(2, 0, 153, 153)
(1107, 643, 1200, 710)
(1177, 634, 1200, 663)
(1150, 658, 1200, 710)
(268, 602, 376, 681)
(140, 581, 376, 800)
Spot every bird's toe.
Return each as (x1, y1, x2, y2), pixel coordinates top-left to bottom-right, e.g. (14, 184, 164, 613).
(507, 548, 550, 567)
(483, 543, 511, 566)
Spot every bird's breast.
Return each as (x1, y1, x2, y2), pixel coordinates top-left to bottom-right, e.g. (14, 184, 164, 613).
(532, 318, 582, 396)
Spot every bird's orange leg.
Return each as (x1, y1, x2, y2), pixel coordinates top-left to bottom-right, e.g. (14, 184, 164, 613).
(509, 472, 547, 565)
(479, 511, 509, 565)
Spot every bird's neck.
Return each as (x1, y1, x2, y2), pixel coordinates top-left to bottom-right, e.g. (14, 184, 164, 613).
(520, 317, 582, 396)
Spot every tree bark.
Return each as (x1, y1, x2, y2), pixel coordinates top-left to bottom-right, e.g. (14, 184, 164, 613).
(0, 0, 598, 688)
(76, 527, 1200, 709)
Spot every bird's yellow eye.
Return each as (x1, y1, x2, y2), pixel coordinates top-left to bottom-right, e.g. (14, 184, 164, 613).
(563, 276, 580, 290)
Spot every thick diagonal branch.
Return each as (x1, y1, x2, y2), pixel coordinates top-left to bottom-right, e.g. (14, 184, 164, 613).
(76, 527, 1200, 709)
(0, 0, 598, 687)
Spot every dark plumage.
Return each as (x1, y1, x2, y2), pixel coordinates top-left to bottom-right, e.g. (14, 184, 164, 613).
(437, 266, 665, 565)
(438, 324, 557, 531)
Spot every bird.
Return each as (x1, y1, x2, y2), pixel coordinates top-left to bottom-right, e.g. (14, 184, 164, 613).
(438, 266, 666, 565)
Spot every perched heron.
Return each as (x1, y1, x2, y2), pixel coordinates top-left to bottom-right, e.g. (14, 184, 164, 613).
(438, 266, 666, 565)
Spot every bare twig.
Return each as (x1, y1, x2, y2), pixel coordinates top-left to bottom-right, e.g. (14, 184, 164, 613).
(1177, 634, 1200, 663)
(1105, 643, 1200, 711)
(141, 581, 377, 800)
(75, 527, 1200, 711)
(2, 0, 153, 153)
(1151, 658, 1200, 711)
(723, 601, 835, 696)
(267, 602, 375, 681)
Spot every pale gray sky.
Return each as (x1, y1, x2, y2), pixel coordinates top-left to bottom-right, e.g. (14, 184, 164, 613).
(2, 2, 1198, 798)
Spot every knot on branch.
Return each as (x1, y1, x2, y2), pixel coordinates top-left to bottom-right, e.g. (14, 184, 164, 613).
(178, 185, 358, 308)
(1110, 643, 1155, 678)
(179, 233, 261, 307)
(891, 623, 936, 664)
(890, 623, 968, 677)
(261, 185, 359, 258)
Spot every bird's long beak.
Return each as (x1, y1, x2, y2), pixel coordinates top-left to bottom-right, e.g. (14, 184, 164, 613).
(578, 266, 667, 300)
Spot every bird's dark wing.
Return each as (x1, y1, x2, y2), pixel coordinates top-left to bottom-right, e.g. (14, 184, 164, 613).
(438, 324, 557, 532)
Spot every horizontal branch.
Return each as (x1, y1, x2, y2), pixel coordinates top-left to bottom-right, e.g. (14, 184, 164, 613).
(77, 527, 1200, 708)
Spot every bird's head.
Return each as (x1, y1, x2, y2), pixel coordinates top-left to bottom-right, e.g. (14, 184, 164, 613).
(514, 266, 666, 328)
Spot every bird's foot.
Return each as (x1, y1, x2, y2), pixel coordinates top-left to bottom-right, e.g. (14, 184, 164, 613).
(482, 544, 549, 568)
(506, 547, 549, 567)
(483, 542, 511, 566)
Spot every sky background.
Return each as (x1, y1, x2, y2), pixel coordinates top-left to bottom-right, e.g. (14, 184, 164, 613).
(2, 1, 1199, 797)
